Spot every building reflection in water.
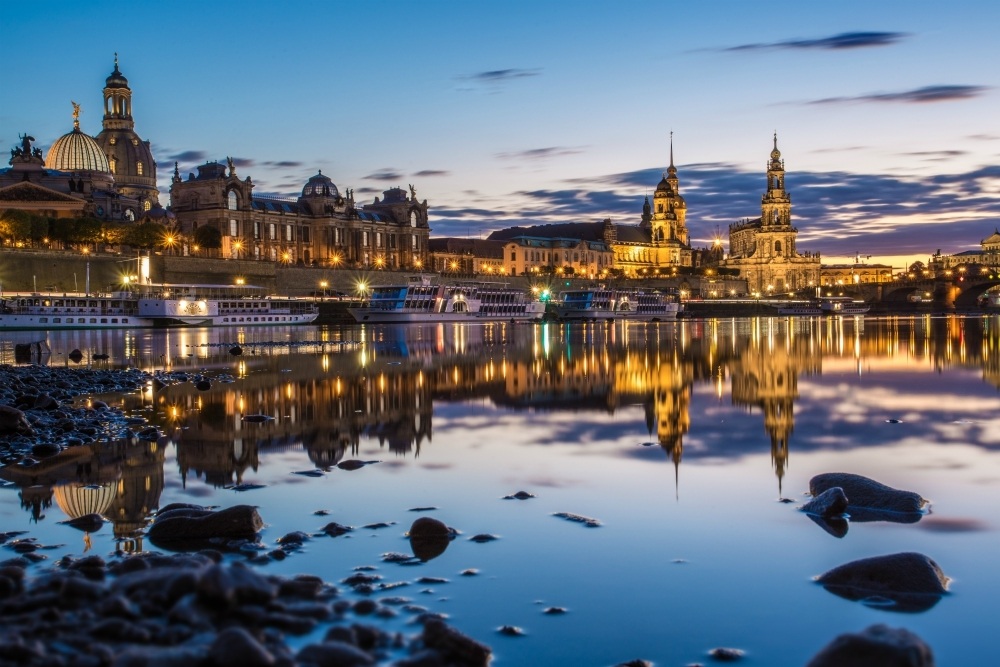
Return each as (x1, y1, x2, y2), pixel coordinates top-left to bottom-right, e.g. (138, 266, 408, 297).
(4, 315, 999, 548)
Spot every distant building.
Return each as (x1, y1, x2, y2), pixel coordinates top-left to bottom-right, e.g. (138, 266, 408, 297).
(170, 162, 430, 268)
(820, 262, 895, 287)
(932, 229, 1000, 272)
(722, 135, 821, 295)
(428, 238, 506, 274)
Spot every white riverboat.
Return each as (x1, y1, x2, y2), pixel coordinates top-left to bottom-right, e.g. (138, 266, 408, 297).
(348, 275, 545, 323)
(773, 301, 822, 316)
(551, 287, 681, 321)
(818, 296, 869, 315)
(0, 284, 318, 330)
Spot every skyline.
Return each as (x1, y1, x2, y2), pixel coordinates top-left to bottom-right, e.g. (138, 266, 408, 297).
(2, 1, 999, 269)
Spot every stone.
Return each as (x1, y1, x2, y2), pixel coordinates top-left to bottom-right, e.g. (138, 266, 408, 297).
(816, 552, 949, 612)
(422, 618, 492, 667)
(296, 641, 374, 666)
(408, 517, 454, 562)
(806, 624, 935, 667)
(147, 505, 264, 546)
(810, 473, 927, 514)
(0, 405, 33, 435)
(801, 487, 849, 517)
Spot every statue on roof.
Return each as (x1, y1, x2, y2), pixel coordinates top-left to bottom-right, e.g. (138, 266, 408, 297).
(409, 183, 417, 201)
(18, 133, 34, 156)
(227, 156, 236, 177)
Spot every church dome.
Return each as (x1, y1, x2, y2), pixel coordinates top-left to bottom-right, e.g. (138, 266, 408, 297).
(302, 171, 340, 198)
(45, 126, 111, 173)
(655, 175, 672, 193)
(106, 62, 129, 89)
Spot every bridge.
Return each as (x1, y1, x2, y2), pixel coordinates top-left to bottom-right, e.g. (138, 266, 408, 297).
(852, 278, 1000, 311)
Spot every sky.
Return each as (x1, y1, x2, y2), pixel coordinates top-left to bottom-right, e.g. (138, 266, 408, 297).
(2, 0, 999, 270)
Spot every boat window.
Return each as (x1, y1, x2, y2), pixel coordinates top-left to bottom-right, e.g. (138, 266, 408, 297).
(39, 317, 48, 323)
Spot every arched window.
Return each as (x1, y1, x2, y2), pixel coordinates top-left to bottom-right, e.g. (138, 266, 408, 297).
(228, 191, 238, 211)
(775, 240, 782, 254)
(143, 200, 151, 212)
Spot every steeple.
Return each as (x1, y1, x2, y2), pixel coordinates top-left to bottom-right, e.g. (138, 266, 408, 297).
(761, 133, 790, 228)
(666, 131, 677, 180)
(102, 53, 134, 132)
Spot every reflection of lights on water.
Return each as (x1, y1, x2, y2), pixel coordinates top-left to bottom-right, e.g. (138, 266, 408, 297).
(379, 374, 386, 392)
(322, 354, 330, 372)
(285, 383, 293, 400)
(335, 378, 342, 396)
(238, 360, 247, 378)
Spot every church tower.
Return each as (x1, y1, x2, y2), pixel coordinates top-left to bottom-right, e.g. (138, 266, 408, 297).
(649, 133, 688, 245)
(95, 54, 159, 217)
(761, 133, 790, 229)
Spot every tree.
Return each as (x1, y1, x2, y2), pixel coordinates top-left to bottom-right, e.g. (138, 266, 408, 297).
(123, 222, 164, 250)
(193, 225, 222, 251)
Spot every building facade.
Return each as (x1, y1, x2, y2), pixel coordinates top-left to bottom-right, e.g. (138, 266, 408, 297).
(931, 229, 1000, 273)
(723, 135, 820, 295)
(170, 161, 430, 269)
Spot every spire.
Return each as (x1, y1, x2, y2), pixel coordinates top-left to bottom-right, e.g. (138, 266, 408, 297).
(114, 52, 119, 71)
(667, 131, 677, 179)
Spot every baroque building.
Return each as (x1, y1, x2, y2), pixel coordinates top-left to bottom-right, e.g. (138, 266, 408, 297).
(0, 57, 154, 223)
(723, 135, 821, 295)
(170, 161, 430, 268)
(94, 55, 160, 214)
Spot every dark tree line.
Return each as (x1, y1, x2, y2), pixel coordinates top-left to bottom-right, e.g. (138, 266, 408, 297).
(0, 209, 178, 251)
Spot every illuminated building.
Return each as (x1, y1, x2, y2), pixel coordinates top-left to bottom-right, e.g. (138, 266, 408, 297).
(0, 57, 154, 222)
(170, 164, 430, 268)
(723, 135, 821, 294)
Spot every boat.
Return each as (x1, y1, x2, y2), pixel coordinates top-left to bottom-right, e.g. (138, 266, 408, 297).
(348, 275, 546, 323)
(818, 296, 869, 316)
(773, 302, 822, 316)
(0, 283, 318, 330)
(550, 287, 681, 321)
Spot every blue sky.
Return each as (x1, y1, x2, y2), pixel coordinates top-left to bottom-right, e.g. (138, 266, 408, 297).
(2, 0, 998, 268)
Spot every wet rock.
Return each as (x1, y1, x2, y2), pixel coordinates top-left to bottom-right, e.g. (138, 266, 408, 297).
(147, 505, 264, 548)
(708, 646, 746, 661)
(337, 459, 369, 471)
(60, 514, 105, 533)
(229, 345, 243, 356)
(298, 640, 375, 666)
(810, 473, 927, 514)
(196, 379, 212, 391)
(806, 624, 935, 667)
(422, 617, 492, 667)
(503, 491, 535, 500)
(497, 625, 524, 637)
(614, 661, 653, 667)
(816, 552, 949, 612)
(33, 394, 59, 410)
(30, 442, 61, 458)
(469, 534, 499, 543)
(68, 349, 84, 363)
(553, 512, 602, 527)
(807, 515, 849, 539)
(408, 517, 456, 562)
(0, 405, 33, 435)
(801, 487, 848, 517)
(321, 522, 354, 537)
(207, 626, 275, 666)
(276, 531, 309, 547)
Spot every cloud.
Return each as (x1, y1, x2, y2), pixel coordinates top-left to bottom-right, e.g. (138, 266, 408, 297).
(364, 169, 403, 181)
(262, 160, 303, 168)
(413, 169, 450, 177)
(809, 85, 988, 105)
(496, 146, 585, 160)
(463, 68, 541, 83)
(726, 31, 907, 52)
(166, 150, 207, 162)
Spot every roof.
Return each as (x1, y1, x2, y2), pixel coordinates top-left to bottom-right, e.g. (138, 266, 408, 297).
(488, 221, 605, 242)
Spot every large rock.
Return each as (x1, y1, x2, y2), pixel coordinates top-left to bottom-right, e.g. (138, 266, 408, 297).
(801, 487, 848, 517)
(0, 405, 33, 435)
(810, 473, 927, 514)
(816, 552, 949, 612)
(806, 624, 935, 667)
(408, 517, 455, 562)
(147, 505, 264, 547)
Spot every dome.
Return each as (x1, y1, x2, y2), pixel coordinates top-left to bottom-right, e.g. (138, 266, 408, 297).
(301, 171, 340, 198)
(53, 482, 117, 520)
(45, 126, 111, 173)
(106, 62, 129, 89)
(655, 175, 672, 193)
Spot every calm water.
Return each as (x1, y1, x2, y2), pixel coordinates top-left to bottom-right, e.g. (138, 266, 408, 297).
(2, 316, 999, 666)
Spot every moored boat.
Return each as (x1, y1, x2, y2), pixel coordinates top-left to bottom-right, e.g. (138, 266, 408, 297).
(818, 296, 869, 315)
(0, 284, 318, 330)
(348, 275, 545, 323)
(773, 302, 822, 316)
(551, 287, 681, 321)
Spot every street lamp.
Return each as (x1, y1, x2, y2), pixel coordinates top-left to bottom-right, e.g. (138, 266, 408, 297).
(319, 280, 328, 300)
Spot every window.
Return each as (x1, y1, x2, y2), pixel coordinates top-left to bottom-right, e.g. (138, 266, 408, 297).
(412, 235, 418, 250)
(136, 161, 143, 176)
(253, 221, 260, 239)
(775, 240, 782, 254)
(376, 232, 383, 248)
(269, 223, 276, 240)
(109, 156, 117, 174)
(363, 231, 370, 247)
(285, 225, 293, 242)
(229, 219, 239, 237)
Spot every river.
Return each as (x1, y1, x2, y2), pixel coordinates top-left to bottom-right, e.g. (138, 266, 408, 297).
(1, 315, 998, 665)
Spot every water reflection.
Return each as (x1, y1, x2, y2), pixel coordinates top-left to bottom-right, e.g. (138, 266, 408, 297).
(4, 316, 1000, 542)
